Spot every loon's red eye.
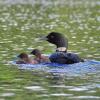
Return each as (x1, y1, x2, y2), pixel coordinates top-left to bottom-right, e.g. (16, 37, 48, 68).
(51, 36, 54, 38)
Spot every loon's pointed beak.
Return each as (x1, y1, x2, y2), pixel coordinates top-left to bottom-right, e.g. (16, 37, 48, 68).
(39, 36, 48, 41)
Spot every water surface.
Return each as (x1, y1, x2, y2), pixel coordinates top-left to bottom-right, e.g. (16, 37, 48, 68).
(0, 0, 100, 100)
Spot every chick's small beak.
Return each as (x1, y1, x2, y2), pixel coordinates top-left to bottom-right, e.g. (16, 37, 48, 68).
(30, 51, 33, 54)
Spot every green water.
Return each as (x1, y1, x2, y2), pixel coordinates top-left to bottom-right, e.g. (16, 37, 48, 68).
(0, 0, 100, 100)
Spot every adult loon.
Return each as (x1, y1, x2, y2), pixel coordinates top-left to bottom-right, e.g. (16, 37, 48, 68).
(42, 32, 84, 64)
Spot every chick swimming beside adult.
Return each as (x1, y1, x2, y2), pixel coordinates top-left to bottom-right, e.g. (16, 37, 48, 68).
(30, 49, 50, 63)
(16, 53, 38, 64)
(42, 32, 84, 64)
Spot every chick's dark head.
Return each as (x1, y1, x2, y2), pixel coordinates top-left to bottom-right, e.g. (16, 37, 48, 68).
(46, 32, 68, 48)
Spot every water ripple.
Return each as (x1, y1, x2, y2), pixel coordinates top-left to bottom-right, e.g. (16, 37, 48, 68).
(24, 86, 46, 91)
(0, 93, 15, 97)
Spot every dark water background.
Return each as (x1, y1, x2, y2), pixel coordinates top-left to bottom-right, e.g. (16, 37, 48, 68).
(0, 0, 100, 100)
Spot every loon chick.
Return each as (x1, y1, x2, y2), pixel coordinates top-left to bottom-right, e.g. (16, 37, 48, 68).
(16, 53, 38, 64)
(42, 32, 84, 64)
(30, 49, 50, 63)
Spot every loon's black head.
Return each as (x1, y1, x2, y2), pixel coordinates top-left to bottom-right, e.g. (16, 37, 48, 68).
(44, 32, 68, 48)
